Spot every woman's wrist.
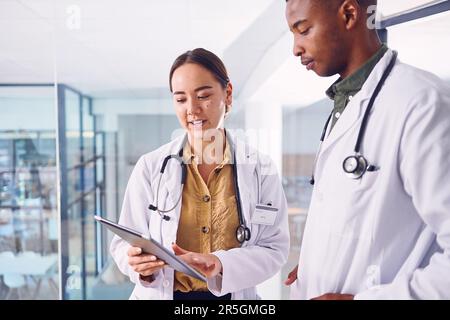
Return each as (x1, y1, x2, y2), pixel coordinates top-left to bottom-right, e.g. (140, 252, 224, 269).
(139, 273, 155, 283)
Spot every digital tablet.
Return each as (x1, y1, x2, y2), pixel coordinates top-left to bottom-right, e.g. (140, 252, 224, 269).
(94, 215, 206, 282)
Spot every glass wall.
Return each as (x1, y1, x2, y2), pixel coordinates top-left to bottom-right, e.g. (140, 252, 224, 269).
(0, 86, 59, 300)
(63, 88, 83, 299)
(58, 85, 106, 300)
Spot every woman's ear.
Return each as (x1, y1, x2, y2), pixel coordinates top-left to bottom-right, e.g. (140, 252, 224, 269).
(225, 104, 232, 116)
(225, 82, 233, 107)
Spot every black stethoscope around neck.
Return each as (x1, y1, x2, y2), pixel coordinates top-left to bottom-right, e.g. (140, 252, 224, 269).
(310, 51, 398, 186)
(148, 132, 251, 244)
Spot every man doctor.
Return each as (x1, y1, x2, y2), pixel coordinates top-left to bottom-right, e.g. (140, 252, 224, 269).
(284, 0, 450, 299)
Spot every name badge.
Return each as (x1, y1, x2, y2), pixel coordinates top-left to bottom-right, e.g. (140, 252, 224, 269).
(252, 204, 278, 226)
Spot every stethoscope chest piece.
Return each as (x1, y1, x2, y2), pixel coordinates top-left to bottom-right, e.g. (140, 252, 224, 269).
(236, 225, 251, 244)
(343, 155, 368, 179)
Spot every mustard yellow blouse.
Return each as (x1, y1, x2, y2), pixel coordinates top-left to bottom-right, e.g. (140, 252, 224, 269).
(174, 140, 240, 292)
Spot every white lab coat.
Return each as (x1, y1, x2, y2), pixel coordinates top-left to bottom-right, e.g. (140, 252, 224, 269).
(291, 49, 450, 300)
(110, 131, 289, 300)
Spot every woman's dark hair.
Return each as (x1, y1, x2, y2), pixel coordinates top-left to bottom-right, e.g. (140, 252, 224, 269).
(169, 48, 230, 92)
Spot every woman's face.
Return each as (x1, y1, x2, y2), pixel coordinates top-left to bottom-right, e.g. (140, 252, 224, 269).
(171, 63, 232, 139)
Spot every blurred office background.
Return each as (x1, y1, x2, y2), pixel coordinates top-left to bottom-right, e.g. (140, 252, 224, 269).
(0, 0, 449, 300)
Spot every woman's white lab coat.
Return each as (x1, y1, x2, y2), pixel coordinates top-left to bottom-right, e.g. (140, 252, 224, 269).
(291, 49, 450, 299)
(110, 132, 289, 300)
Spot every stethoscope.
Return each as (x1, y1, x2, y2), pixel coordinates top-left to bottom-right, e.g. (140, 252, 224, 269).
(310, 51, 398, 185)
(148, 132, 251, 244)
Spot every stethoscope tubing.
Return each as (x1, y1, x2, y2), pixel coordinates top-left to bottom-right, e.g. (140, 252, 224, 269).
(310, 51, 398, 184)
(151, 131, 254, 243)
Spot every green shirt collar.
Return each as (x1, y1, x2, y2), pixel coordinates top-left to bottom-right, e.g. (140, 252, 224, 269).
(326, 44, 389, 100)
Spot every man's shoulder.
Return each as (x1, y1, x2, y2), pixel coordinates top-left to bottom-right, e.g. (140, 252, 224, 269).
(392, 62, 449, 94)
(381, 61, 450, 113)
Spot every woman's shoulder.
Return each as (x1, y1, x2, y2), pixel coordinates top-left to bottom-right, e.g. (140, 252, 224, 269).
(142, 137, 183, 158)
(134, 136, 185, 174)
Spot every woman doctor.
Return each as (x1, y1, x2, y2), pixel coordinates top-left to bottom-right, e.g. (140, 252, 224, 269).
(110, 48, 289, 300)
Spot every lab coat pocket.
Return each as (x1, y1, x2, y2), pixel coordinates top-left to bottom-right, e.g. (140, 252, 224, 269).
(351, 170, 380, 212)
(330, 171, 380, 239)
(356, 170, 380, 192)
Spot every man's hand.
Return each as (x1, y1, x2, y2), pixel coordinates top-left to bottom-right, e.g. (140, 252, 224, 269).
(172, 243, 223, 278)
(311, 293, 354, 300)
(284, 265, 298, 285)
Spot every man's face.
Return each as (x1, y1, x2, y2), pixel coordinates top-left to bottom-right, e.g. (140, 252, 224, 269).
(285, 0, 348, 77)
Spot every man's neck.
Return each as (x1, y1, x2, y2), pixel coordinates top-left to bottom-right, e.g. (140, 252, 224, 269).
(340, 37, 382, 79)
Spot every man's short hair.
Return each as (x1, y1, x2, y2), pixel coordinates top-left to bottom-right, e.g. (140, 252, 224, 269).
(357, 0, 377, 7)
(285, 0, 377, 8)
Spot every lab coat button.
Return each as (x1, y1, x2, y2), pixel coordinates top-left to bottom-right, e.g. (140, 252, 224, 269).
(202, 226, 210, 234)
(163, 280, 170, 288)
(203, 195, 211, 202)
(335, 112, 341, 119)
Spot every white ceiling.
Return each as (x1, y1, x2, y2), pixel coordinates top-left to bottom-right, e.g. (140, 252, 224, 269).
(0, 0, 448, 103)
(0, 0, 273, 97)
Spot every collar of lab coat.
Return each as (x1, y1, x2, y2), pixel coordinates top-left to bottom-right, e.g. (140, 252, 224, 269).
(161, 130, 259, 216)
(319, 49, 397, 156)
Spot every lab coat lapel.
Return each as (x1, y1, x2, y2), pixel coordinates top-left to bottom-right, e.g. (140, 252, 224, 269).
(161, 136, 186, 214)
(318, 49, 396, 157)
(319, 94, 366, 155)
(228, 131, 257, 228)
(162, 160, 183, 209)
